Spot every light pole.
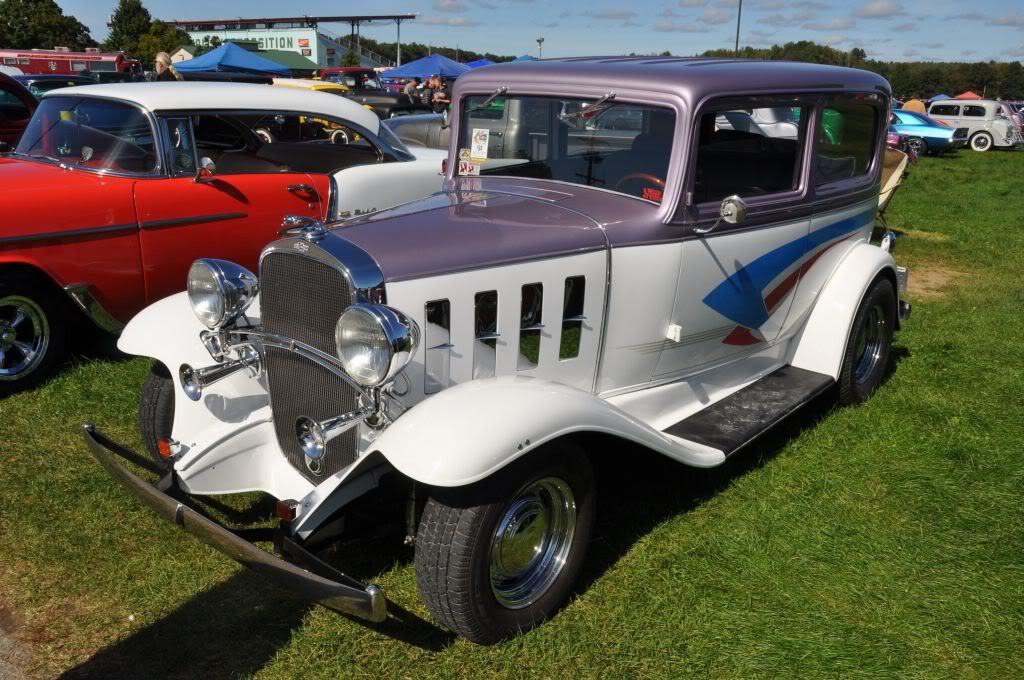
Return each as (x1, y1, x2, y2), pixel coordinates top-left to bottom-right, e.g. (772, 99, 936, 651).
(734, 0, 743, 57)
(537, 37, 544, 59)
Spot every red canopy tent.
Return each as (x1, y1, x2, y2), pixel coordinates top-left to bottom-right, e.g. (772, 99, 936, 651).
(954, 90, 983, 100)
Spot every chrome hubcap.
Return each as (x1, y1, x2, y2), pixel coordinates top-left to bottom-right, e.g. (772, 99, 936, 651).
(489, 477, 576, 609)
(0, 296, 49, 381)
(853, 303, 886, 384)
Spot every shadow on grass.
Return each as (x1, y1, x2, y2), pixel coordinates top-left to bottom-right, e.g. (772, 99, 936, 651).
(64, 354, 913, 670)
(62, 570, 311, 680)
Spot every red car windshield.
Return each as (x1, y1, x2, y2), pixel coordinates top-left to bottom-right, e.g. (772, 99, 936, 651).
(15, 96, 156, 174)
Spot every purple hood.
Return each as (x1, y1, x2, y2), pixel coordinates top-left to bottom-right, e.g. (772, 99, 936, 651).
(329, 189, 609, 283)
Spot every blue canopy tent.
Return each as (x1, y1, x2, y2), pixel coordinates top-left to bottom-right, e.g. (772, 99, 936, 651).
(512, 54, 538, 62)
(384, 53, 469, 79)
(930, 93, 951, 101)
(173, 42, 290, 76)
(466, 58, 496, 69)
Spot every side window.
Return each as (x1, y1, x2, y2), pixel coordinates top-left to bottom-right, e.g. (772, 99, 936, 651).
(930, 104, 959, 116)
(693, 103, 808, 204)
(193, 114, 247, 152)
(962, 106, 985, 117)
(0, 89, 30, 122)
(816, 98, 878, 186)
(161, 117, 197, 176)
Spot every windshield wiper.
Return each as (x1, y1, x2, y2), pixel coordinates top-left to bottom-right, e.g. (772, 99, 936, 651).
(467, 86, 508, 113)
(559, 91, 617, 123)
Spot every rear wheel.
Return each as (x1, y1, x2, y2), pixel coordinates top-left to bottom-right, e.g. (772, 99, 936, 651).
(906, 137, 927, 156)
(0, 273, 67, 395)
(415, 445, 595, 644)
(969, 132, 993, 152)
(138, 362, 175, 468)
(838, 278, 896, 405)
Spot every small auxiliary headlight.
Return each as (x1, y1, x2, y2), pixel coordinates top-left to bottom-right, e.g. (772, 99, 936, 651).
(335, 304, 419, 387)
(187, 259, 258, 329)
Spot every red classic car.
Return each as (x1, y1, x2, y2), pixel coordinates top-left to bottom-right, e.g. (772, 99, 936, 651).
(0, 72, 36, 150)
(0, 82, 445, 393)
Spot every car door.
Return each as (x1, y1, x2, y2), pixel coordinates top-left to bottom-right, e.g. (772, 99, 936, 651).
(0, 76, 35, 149)
(654, 96, 815, 381)
(135, 114, 325, 304)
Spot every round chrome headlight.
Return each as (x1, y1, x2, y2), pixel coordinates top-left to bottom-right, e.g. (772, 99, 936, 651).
(335, 304, 419, 387)
(187, 259, 258, 329)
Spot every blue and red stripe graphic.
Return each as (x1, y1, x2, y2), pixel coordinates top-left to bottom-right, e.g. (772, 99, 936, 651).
(702, 209, 875, 345)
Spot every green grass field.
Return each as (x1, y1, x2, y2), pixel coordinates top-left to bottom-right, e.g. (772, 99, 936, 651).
(1, 150, 1023, 678)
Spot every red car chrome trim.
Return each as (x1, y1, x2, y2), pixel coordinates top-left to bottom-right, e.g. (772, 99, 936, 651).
(0, 222, 138, 246)
(139, 212, 249, 230)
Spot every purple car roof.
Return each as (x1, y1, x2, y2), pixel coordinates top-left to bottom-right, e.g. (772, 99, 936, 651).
(455, 56, 891, 105)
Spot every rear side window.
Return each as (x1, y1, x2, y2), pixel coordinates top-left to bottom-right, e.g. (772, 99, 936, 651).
(930, 104, 960, 116)
(816, 97, 879, 186)
(693, 103, 808, 203)
(0, 88, 30, 122)
(962, 106, 986, 117)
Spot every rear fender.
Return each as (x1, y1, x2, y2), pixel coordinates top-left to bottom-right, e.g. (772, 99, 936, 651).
(788, 242, 897, 378)
(370, 376, 725, 488)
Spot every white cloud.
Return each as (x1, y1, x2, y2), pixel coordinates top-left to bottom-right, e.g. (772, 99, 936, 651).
(804, 17, 855, 30)
(680, 0, 706, 6)
(890, 22, 913, 31)
(702, 8, 733, 24)
(853, 1, 905, 19)
(655, 19, 709, 32)
(757, 13, 788, 26)
(794, 1, 831, 9)
(825, 34, 852, 45)
(433, 0, 466, 12)
(418, 15, 481, 26)
(714, 0, 739, 7)
(1007, 45, 1024, 56)
(988, 14, 1024, 28)
(753, 0, 786, 9)
(584, 8, 637, 19)
(947, 12, 984, 21)
(792, 10, 815, 20)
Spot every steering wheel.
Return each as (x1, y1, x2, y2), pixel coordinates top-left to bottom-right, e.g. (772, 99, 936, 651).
(614, 172, 665, 192)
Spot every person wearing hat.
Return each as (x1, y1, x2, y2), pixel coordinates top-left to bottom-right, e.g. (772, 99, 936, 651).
(154, 52, 182, 81)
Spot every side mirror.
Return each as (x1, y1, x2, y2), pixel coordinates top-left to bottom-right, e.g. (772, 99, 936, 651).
(193, 156, 216, 183)
(440, 108, 450, 130)
(719, 195, 748, 225)
(694, 195, 749, 235)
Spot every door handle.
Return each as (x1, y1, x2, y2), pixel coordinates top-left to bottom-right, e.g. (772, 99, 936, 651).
(287, 184, 318, 195)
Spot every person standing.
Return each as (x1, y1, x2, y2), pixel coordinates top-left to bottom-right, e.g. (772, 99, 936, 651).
(431, 75, 452, 113)
(419, 76, 435, 107)
(154, 52, 182, 82)
(403, 77, 421, 101)
(902, 95, 926, 114)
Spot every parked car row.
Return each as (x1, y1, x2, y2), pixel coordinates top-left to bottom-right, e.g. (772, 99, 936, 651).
(30, 59, 918, 646)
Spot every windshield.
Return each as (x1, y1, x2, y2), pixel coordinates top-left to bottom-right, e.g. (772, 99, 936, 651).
(26, 79, 88, 97)
(15, 96, 156, 173)
(457, 95, 675, 203)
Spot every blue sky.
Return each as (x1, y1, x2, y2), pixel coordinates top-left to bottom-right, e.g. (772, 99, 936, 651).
(59, 0, 1024, 62)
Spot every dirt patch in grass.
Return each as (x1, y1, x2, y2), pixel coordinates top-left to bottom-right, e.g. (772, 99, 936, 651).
(903, 229, 951, 243)
(908, 263, 967, 299)
(0, 604, 30, 680)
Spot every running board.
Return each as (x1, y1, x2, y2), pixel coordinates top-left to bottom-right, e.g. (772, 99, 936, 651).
(663, 366, 834, 458)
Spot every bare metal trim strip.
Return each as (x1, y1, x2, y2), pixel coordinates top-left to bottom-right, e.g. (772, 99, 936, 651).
(0, 223, 137, 246)
(140, 212, 248, 230)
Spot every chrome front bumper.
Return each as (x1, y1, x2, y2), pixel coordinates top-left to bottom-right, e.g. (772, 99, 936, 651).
(80, 423, 387, 623)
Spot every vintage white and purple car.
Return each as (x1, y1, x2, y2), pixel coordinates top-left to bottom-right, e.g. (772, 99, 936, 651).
(83, 58, 911, 644)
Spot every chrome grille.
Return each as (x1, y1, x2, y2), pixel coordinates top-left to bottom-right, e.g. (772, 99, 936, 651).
(261, 251, 358, 481)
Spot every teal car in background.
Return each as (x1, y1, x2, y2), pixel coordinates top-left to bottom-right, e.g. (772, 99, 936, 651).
(889, 110, 968, 156)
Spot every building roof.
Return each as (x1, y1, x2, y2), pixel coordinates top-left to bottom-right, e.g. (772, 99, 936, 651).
(44, 81, 380, 133)
(167, 15, 416, 30)
(455, 56, 890, 105)
(255, 49, 318, 71)
(173, 45, 199, 56)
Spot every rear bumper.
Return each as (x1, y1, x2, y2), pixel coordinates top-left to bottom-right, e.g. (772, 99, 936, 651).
(80, 423, 387, 623)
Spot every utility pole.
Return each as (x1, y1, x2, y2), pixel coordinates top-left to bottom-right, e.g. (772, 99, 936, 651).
(537, 36, 544, 59)
(734, 0, 743, 57)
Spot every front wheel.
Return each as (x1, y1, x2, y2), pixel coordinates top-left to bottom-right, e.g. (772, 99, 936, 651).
(138, 362, 175, 468)
(0, 273, 67, 395)
(969, 132, 993, 152)
(415, 445, 595, 644)
(838, 278, 896, 405)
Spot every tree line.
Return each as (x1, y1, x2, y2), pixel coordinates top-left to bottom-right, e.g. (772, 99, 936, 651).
(2, 0, 1021, 97)
(703, 40, 1024, 100)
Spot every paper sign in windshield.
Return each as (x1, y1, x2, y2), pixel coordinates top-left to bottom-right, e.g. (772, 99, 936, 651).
(459, 159, 481, 176)
(471, 128, 489, 160)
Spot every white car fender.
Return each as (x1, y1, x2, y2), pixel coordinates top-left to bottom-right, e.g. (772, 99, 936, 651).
(369, 376, 725, 488)
(331, 157, 443, 220)
(788, 242, 897, 379)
